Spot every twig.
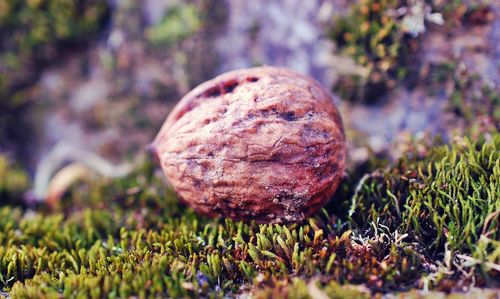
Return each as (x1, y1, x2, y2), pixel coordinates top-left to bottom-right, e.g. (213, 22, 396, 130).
(32, 142, 133, 201)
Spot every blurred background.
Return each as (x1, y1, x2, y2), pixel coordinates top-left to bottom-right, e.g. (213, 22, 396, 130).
(0, 0, 498, 203)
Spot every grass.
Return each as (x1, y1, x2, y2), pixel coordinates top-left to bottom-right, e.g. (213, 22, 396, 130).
(0, 133, 498, 298)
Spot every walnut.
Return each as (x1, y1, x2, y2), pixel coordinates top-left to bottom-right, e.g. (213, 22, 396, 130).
(152, 67, 346, 223)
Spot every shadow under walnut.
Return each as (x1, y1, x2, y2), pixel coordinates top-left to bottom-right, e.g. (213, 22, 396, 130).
(152, 67, 346, 223)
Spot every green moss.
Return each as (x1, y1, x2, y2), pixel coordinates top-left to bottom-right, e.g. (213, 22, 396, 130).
(328, 1, 495, 104)
(0, 0, 109, 161)
(0, 154, 29, 202)
(424, 60, 499, 136)
(328, 0, 410, 102)
(1, 134, 498, 297)
(0, 0, 108, 96)
(351, 136, 500, 241)
(145, 4, 202, 47)
(349, 134, 499, 290)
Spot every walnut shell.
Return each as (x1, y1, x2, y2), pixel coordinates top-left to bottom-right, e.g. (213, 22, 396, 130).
(152, 66, 346, 223)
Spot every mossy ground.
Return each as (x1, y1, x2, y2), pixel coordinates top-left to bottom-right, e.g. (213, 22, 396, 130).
(329, 0, 496, 106)
(0, 133, 498, 298)
(0, 0, 499, 298)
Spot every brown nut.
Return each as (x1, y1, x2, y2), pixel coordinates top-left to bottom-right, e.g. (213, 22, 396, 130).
(152, 66, 346, 223)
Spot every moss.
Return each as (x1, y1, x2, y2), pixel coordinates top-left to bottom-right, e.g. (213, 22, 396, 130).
(0, 0, 109, 96)
(0, 133, 498, 297)
(450, 80, 499, 136)
(328, 0, 413, 102)
(328, 1, 495, 104)
(145, 4, 202, 47)
(0, 154, 29, 204)
(423, 60, 499, 136)
(350, 135, 499, 275)
(0, 0, 109, 162)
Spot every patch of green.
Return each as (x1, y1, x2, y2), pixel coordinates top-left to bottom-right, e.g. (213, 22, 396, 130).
(350, 135, 499, 264)
(424, 61, 499, 136)
(329, 0, 413, 102)
(143, 0, 227, 88)
(0, 0, 109, 161)
(1, 134, 499, 297)
(329, 1, 495, 103)
(448, 75, 499, 136)
(146, 4, 202, 47)
(0, 0, 109, 98)
(0, 154, 29, 203)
